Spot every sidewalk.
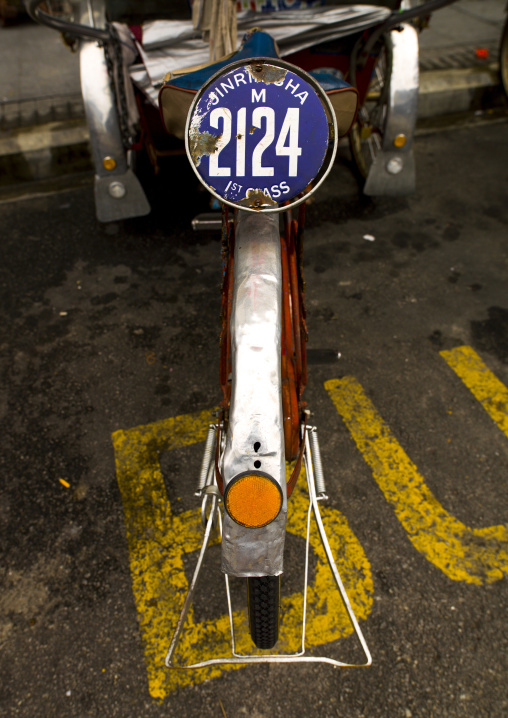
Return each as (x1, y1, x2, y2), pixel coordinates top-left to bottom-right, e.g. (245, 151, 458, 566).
(418, 0, 505, 117)
(0, 0, 506, 186)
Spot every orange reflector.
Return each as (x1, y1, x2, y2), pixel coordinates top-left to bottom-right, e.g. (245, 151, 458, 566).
(393, 133, 407, 148)
(102, 156, 117, 171)
(225, 471, 283, 528)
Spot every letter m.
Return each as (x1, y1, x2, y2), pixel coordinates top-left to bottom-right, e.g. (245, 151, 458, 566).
(252, 88, 266, 103)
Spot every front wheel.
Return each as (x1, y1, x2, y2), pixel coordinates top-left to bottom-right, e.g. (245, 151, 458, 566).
(247, 575, 280, 649)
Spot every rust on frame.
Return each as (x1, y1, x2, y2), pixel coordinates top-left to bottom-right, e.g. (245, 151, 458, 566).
(237, 188, 278, 210)
(189, 129, 222, 167)
(247, 63, 287, 85)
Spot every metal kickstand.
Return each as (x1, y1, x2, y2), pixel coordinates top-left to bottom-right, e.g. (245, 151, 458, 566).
(165, 423, 372, 669)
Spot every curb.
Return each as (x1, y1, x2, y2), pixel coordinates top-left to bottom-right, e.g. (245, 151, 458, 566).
(0, 66, 505, 192)
(418, 63, 501, 118)
(0, 118, 91, 189)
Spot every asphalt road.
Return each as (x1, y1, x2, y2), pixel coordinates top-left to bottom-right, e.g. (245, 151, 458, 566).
(1, 119, 508, 717)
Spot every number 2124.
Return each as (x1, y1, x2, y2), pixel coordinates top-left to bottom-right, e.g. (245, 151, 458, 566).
(208, 106, 302, 178)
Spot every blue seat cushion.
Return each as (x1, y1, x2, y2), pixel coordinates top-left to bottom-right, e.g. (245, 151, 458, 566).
(159, 29, 358, 139)
(167, 29, 281, 92)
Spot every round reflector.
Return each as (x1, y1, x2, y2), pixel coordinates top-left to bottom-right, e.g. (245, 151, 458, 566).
(225, 471, 283, 528)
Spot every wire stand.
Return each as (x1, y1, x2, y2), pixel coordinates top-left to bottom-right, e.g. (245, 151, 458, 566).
(165, 424, 372, 669)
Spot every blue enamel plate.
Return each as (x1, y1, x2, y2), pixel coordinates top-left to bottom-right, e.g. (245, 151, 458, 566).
(186, 58, 337, 212)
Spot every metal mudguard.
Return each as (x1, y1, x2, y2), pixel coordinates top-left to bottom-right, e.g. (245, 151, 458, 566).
(221, 210, 287, 578)
(364, 23, 419, 196)
(79, 0, 150, 222)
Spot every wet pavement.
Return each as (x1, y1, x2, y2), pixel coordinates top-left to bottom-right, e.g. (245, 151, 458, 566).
(1, 118, 508, 716)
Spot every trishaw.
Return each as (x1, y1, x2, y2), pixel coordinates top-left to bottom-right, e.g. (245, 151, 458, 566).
(28, 0, 459, 668)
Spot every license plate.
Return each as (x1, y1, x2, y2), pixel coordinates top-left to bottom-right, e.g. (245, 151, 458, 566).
(186, 59, 335, 211)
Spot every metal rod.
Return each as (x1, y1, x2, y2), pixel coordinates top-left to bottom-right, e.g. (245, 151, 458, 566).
(300, 493, 312, 653)
(86, 0, 95, 28)
(304, 430, 373, 668)
(165, 494, 219, 667)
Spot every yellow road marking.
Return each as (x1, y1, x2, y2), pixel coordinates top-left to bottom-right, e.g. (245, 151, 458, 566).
(326, 368, 508, 586)
(113, 410, 373, 699)
(441, 345, 508, 435)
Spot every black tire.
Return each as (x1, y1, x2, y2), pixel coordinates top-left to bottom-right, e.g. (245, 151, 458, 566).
(349, 34, 393, 183)
(247, 575, 280, 649)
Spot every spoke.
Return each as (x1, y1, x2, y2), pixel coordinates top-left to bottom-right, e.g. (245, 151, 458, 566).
(367, 138, 377, 162)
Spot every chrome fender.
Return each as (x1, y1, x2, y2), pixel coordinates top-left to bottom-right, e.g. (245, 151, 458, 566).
(221, 210, 287, 578)
(364, 23, 419, 196)
(78, 0, 150, 222)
